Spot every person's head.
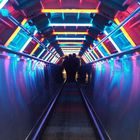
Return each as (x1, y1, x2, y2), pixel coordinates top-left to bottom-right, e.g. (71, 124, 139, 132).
(69, 54, 72, 58)
(72, 53, 76, 58)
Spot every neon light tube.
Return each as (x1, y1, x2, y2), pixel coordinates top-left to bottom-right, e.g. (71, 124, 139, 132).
(60, 46, 82, 48)
(93, 43, 104, 57)
(49, 23, 92, 27)
(104, 31, 121, 52)
(96, 47, 104, 57)
(58, 41, 83, 45)
(97, 37, 111, 54)
(83, 55, 90, 63)
(93, 7, 140, 50)
(44, 53, 52, 61)
(44, 48, 55, 60)
(85, 51, 94, 61)
(114, 18, 136, 47)
(5, 18, 27, 47)
(0, 0, 8, 9)
(42, 51, 50, 60)
(61, 47, 81, 50)
(48, 54, 55, 62)
(82, 55, 89, 63)
(84, 53, 91, 62)
(52, 57, 59, 64)
(62, 49, 80, 52)
(48, 51, 57, 61)
(56, 37, 86, 41)
(41, 9, 99, 13)
(93, 49, 100, 59)
(30, 38, 45, 55)
(20, 30, 37, 52)
(42, 48, 53, 60)
(87, 48, 97, 60)
(50, 56, 57, 63)
(53, 31, 88, 35)
(37, 49, 45, 58)
(62, 50, 80, 52)
(52, 57, 57, 64)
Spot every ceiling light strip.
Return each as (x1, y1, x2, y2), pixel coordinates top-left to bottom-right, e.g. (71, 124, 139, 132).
(41, 9, 99, 13)
(53, 31, 88, 35)
(49, 23, 92, 27)
(56, 37, 86, 41)
(58, 41, 83, 44)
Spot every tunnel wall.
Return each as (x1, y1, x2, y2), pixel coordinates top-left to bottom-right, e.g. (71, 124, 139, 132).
(84, 54, 140, 140)
(0, 54, 62, 140)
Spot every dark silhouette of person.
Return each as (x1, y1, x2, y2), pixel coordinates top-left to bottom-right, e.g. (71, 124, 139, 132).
(63, 54, 80, 82)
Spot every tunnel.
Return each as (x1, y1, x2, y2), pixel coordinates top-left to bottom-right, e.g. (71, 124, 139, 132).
(0, 0, 140, 140)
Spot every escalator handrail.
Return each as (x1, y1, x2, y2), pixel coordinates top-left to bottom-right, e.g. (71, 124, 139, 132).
(88, 45, 140, 65)
(77, 83, 111, 140)
(25, 81, 67, 140)
(0, 45, 51, 64)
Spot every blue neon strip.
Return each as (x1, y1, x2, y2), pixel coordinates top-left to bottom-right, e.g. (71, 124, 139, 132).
(87, 49, 96, 60)
(93, 43, 105, 57)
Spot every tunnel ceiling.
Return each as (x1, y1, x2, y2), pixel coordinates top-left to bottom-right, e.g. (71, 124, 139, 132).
(0, 0, 140, 64)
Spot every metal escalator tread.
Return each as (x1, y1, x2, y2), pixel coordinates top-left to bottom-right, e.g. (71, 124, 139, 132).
(41, 82, 99, 140)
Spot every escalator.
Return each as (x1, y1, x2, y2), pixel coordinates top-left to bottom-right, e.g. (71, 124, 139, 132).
(39, 82, 100, 140)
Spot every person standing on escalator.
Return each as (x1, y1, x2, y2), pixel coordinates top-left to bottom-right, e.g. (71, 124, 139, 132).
(63, 54, 80, 82)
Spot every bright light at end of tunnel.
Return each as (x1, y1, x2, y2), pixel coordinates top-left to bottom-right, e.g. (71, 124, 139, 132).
(41, 9, 99, 13)
(0, 0, 8, 9)
(53, 31, 88, 35)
